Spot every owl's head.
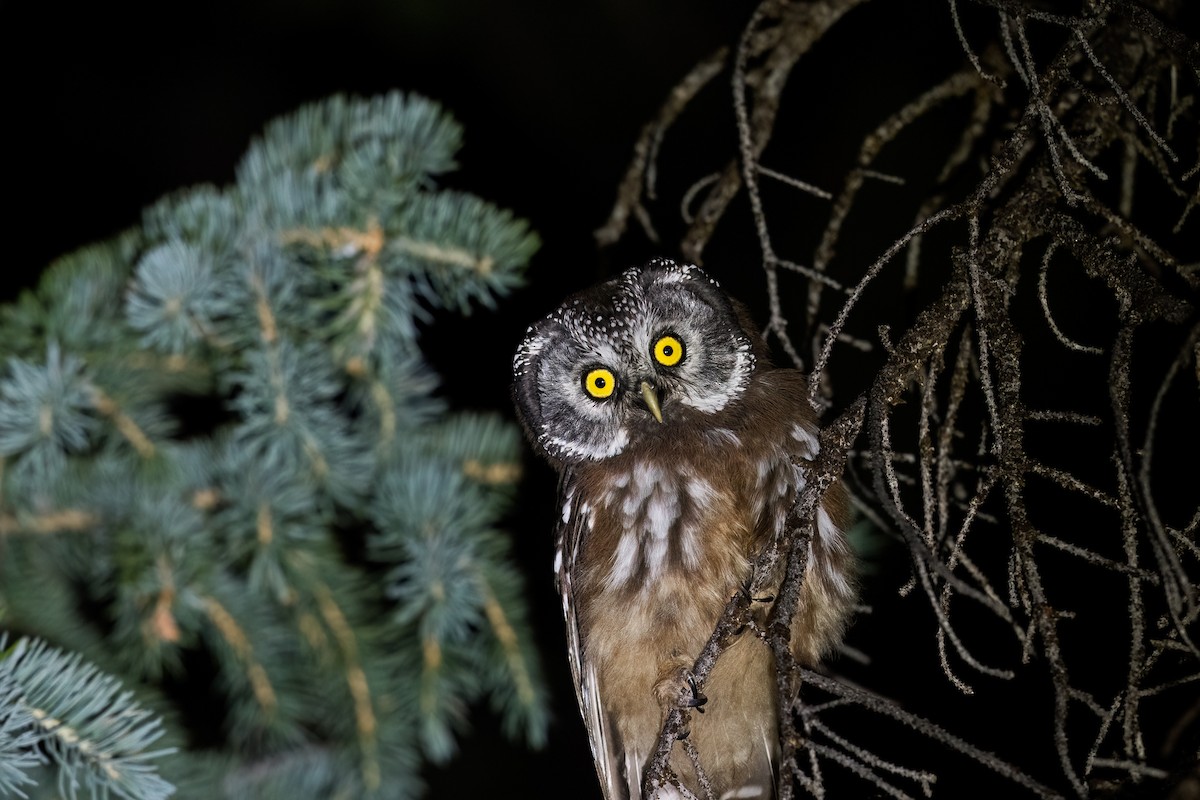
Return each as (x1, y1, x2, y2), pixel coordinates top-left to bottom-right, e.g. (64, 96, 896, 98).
(512, 258, 760, 464)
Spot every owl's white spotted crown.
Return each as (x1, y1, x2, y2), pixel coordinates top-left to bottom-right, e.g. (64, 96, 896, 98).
(512, 258, 757, 464)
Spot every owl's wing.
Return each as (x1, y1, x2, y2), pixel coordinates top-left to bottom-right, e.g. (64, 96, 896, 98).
(777, 409, 857, 667)
(555, 473, 621, 800)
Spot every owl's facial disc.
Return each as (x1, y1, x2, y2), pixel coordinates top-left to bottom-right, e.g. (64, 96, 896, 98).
(624, 264, 756, 416)
(511, 258, 759, 464)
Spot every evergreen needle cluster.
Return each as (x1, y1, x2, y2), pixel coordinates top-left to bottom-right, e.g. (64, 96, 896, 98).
(0, 91, 547, 799)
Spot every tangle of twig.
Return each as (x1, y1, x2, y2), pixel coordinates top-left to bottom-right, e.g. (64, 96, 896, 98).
(603, 1, 1200, 797)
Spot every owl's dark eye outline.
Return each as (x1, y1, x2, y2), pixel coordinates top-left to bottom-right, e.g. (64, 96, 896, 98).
(581, 366, 618, 401)
(651, 332, 686, 367)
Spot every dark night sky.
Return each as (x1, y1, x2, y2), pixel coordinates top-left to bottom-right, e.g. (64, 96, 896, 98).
(6, 2, 747, 297)
(6, 2, 1199, 798)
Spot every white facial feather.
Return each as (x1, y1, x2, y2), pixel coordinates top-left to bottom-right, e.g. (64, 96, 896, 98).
(675, 340, 753, 413)
(543, 423, 629, 461)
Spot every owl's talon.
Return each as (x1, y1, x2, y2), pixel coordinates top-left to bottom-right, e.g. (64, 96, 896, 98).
(655, 666, 708, 712)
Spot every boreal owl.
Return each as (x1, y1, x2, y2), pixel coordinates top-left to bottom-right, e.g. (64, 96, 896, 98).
(512, 258, 855, 800)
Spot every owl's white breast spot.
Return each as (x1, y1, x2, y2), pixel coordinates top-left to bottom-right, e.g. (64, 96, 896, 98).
(603, 463, 707, 589)
(706, 428, 742, 447)
(646, 535, 670, 581)
(609, 533, 640, 590)
(646, 490, 680, 541)
(676, 481, 711, 573)
(620, 462, 661, 517)
(680, 525, 702, 570)
(754, 458, 774, 487)
(790, 423, 820, 457)
(686, 475, 717, 506)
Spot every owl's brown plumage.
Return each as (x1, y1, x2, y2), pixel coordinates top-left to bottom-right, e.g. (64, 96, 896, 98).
(513, 259, 855, 799)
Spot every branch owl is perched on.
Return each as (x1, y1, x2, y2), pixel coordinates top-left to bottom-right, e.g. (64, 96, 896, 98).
(512, 258, 855, 799)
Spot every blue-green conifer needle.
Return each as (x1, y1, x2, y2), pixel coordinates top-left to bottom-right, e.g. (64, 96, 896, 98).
(2, 637, 175, 800)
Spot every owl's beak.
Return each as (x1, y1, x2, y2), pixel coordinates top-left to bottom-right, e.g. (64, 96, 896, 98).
(639, 381, 664, 423)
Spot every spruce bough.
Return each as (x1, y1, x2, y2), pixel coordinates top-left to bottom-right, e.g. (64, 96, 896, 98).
(0, 91, 546, 799)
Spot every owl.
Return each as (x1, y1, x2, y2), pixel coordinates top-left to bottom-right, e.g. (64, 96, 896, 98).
(512, 258, 855, 800)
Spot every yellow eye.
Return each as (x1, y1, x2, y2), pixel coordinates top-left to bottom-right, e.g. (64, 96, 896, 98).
(583, 367, 616, 399)
(652, 335, 684, 367)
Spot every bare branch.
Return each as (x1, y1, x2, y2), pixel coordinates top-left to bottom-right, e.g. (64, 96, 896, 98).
(596, 46, 731, 248)
(602, 1, 1200, 796)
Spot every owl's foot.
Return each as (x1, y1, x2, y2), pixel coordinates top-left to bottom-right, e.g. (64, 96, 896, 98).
(654, 665, 708, 712)
(738, 576, 775, 605)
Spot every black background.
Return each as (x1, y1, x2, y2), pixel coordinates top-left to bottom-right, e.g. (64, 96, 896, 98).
(6, 2, 1198, 798)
